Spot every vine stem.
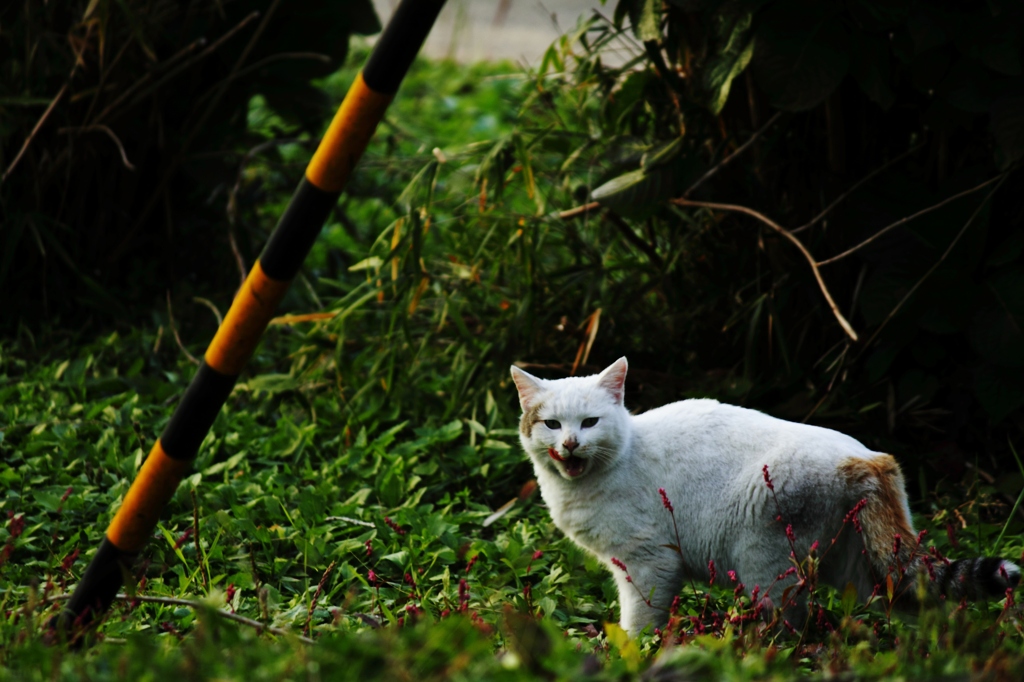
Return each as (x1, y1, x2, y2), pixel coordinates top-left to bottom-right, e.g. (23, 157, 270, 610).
(671, 197, 858, 341)
(816, 173, 1007, 265)
(31, 593, 316, 644)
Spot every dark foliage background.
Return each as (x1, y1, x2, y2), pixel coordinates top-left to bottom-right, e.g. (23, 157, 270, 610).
(0, 0, 378, 326)
(530, 0, 1024, 492)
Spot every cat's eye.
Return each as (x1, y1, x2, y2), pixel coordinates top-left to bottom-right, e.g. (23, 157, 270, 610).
(544, 419, 561, 430)
(581, 417, 599, 428)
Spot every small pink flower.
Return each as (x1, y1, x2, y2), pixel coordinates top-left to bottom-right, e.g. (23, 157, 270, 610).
(762, 465, 774, 492)
(892, 533, 902, 557)
(785, 524, 796, 544)
(384, 517, 406, 536)
(727, 570, 737, 583)
(659, 488, 674, 513)
(458, 578, 470, 612)
(465, 554, 479, 574)
(708, 559, 716, 585)
(809, 540, 819, 554)
(368, 569, 377, 585)
(611, 557, 628, 573)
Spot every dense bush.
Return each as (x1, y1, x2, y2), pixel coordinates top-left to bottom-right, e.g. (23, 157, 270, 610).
(0, 0, 378, 327)
(319, 0, 1024, 483)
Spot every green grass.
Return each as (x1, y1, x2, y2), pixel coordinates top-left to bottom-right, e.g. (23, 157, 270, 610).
(3, 48, 1024, 680)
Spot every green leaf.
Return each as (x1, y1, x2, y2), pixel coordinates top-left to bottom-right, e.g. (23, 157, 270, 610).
(954, 16, 1021, 76)
(969, 269, 1024, 367)
(635, 0, 661, 42)
(378, 468, 405, 508)
(591, 163, 686, 217)
(604, 622, 641, 670)
(847, 0, 912, 31)
(702, 12, 755, 115)
(751, 1, 850, 111)
(975, 365, 1024, 423)
(850, 30, 895, 110)
(841, 581, 858, 616)
(992, 96, 1024, 166)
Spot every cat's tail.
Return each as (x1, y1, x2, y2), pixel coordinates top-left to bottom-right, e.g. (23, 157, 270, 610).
(839, 454, 1020, 605)
(907, 555, 1021, 602)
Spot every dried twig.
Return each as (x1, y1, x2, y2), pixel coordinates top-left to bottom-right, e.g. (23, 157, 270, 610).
(817, 174, 1007, 266)
(108, 9, 269, 263)
(192, 297, 224, 327)
(682, 111, 782, 199)
(2, 75, 74, 184)
(194, 52, 330, 107)
(571, 308, 602, 375)
(166, 291, 200, 366)
(305, 561, 336, 636)
(672, 198, 858, 341)
(269, 312, 337, 326)
(37, 593, 315, 644)
(558, 201, 601, 220)
(95, 17, 255, 125)
(856, 176, 1007, 354)
(58, 125, 136, 170)
(791, 143, 924, 234)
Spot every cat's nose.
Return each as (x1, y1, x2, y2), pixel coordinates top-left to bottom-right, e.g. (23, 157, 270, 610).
(563, 437, 579, 453)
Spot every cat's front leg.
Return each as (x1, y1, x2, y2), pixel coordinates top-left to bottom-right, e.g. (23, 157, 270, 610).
(612, 564, 676, 636)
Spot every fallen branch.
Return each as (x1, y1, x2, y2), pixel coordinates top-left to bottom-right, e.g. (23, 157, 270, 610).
(682, 111, 782, 199)
(269, 312, 338, 325)
(817, 173, 1007, 265)
(791, 143, 923, 234)
(856, 175, 1007, 354)
(31, 593, 315, 644)
(2, 74, 75, 184)
(166, 291, 200, 365)
(58, 125, 136, 170)
(671, 197, 858, 341)
(558, 201, 601, 220)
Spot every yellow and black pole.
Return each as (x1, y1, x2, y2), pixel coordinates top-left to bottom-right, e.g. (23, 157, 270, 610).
(53, 0, 447, 636)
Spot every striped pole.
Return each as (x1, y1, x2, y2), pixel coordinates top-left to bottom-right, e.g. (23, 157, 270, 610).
(54, 0, 447, 635)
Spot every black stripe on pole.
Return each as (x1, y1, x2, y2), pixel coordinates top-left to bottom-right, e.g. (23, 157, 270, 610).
(362, 0, 447, 94)
(160, 362, 238, 460)
(56, 538, 133, 639)
(259, 178, 340, 281)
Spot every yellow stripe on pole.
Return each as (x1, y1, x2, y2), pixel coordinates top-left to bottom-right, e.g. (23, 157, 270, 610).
(205, 260, 291, 376)
(305, 72, 393, 193)
(106, 440, 192, 552)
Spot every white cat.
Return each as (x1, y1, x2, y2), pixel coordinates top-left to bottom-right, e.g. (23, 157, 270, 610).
(510, 357, 1020, 635)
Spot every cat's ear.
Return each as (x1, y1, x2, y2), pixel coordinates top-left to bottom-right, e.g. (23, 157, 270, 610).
(510, 366, 544, 412)
(596, 357, 628, 404)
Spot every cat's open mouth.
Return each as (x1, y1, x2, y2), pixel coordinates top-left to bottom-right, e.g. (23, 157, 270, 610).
(548, 447, 587, 478)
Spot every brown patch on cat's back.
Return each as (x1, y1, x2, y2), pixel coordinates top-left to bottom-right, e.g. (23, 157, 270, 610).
(520, 400, 544, 438)
(837, 454, 914, 569)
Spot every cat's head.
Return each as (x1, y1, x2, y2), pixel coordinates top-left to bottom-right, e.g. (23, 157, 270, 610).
(510, 358, 631, 481)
